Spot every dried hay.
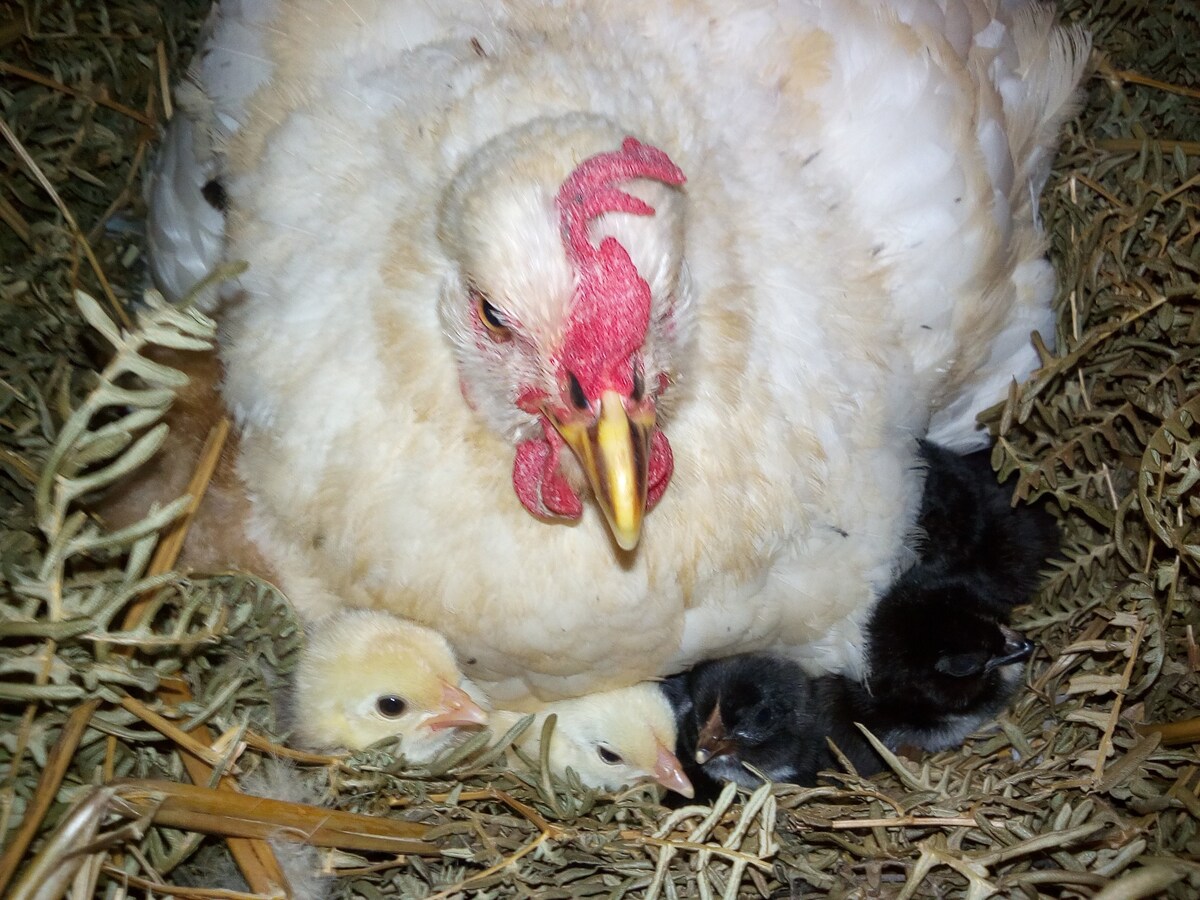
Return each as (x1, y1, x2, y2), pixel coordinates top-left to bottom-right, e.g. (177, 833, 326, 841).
(1, 0, 1198, 896)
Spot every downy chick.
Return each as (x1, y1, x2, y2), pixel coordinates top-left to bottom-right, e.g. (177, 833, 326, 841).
(830, 440, 1051, 751)
(286, 610, 488, 763)
(669, 573, 1035, 793)
(838, 443, 1052, 753)
(669, 443, 1053, 793)
(292, 611, 692, 795)
(493, 684, 694, 798)
(853, 567, 1036, 752)
(664, 655, 875, 798)
(915, 440, 1059, 612)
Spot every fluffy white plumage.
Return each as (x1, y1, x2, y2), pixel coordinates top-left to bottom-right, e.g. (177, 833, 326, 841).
(149, 0, 1089, 703)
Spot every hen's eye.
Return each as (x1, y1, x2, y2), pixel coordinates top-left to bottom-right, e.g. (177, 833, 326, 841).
(376, 695, 407, 718)
(596, 745, 623, 765)
(631, 365, 645, 402)
(471, 287, 511, 340)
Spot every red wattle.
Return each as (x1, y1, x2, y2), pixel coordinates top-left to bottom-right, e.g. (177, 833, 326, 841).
(647, 428, 673, 509)
(512, 424, 582, 520)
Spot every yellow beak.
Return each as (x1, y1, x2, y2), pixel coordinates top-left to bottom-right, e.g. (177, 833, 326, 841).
(551, 390, 653, 551)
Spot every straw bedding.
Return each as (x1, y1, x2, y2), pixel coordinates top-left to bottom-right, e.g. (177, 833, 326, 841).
(1, 1, 1198, 896)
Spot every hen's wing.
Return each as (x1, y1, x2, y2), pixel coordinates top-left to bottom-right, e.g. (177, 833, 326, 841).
(145, 0, 278, 304)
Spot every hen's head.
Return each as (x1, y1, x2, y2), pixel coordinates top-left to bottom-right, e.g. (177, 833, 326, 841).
(289, 610, 488, 762)
(439, 115, 690, 550)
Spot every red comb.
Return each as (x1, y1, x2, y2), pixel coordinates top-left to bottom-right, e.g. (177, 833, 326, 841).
(555, 138, 685, 398)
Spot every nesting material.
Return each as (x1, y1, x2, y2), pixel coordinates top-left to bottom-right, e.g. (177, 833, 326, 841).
(1, 1, 1198, 897)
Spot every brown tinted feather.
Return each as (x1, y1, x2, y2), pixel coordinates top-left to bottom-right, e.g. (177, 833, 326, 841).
(91, 348, 274, 578)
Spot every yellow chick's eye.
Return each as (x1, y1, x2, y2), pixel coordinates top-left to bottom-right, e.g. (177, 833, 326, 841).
(471, 287, 511, 341)
(376, 694, 407, 718)
(596, 745, 623, 766)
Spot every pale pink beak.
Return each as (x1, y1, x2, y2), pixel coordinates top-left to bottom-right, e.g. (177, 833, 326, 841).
(653, 739, 694, 798)
(424, 682, 488, 732)
(695, 703, 736, 764)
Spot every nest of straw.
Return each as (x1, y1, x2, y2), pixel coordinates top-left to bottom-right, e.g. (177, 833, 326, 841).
(2, 1, 1198, 897)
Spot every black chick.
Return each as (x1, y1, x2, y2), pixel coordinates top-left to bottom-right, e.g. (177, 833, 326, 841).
(849, 566, 1036, 752)
(666, 441, 1054, 795)
(663, 656, 875, 798)
(914, 440, 1059, 613)
(667, 573, 1036, 794)
(836, 442, 1053, 751)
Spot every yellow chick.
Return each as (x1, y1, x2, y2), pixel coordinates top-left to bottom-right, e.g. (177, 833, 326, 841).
(289, 610, 487, 763)
(493, 684, 694, 798)
(291, 609, 690, 795)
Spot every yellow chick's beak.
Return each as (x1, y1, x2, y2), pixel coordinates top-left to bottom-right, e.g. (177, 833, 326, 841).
(551, 390, 653, 551)
(653, 739, 695, 798)
(694, 704, 735, 765)
(424, 682, 488, 732)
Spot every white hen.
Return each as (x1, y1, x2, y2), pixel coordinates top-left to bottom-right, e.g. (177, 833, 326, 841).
(148, 0, 1089, 704)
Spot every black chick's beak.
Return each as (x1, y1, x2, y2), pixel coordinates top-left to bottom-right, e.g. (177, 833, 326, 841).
(985, 626, 1036, 671)
(694, 702, 737, 765)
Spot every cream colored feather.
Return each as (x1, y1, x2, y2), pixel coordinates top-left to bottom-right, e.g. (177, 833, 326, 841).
(288, 610, 487, 762)
(288, 608, 691, 794)
(150, 0, 1089, 703)
(490, 685, 693, 797)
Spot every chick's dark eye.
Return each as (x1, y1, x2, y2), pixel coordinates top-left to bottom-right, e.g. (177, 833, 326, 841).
(596, 745, 623, 765)
(934, 652, 989, 678)
(376, 695, 407, 718)
(471, 287, 510, 340)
